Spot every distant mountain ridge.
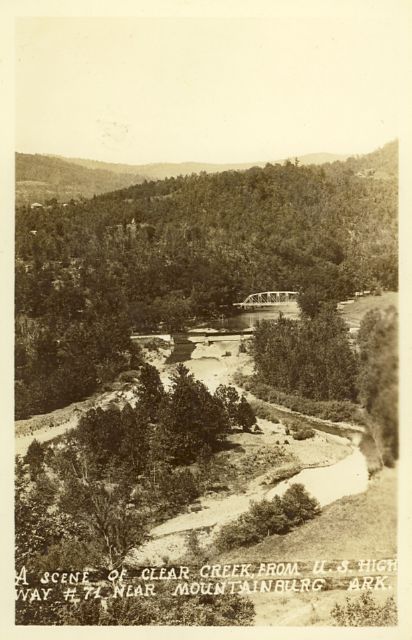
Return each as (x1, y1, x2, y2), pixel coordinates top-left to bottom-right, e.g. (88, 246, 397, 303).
(15, 153, 147, 206)
(16, 143, 396, 206)
(50, 151, 349, 180)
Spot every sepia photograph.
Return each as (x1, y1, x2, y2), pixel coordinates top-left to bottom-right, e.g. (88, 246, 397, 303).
(2, 0, 411, 633)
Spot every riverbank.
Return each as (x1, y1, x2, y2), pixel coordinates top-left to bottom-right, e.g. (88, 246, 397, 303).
(13, 296, 396, 626)
(16, 338, 365, 531)
(16, 292, 393, 455)
(125, 340, 371, 566)
(15, 335, 369, 557)
(127, 425, 355, 566)
(14, 341, 173, 457)
(15, 292, 396, 434)
(216, 465, 397, 625)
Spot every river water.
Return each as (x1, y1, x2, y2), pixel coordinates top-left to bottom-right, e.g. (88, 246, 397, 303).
(129, 443, 368, 565)
(265, 448, 368, 507)
(208, 303, 299, 331)
(166, 304, 300, 364)
(142, 321, 370, 562)
(17, 301, 369, 565)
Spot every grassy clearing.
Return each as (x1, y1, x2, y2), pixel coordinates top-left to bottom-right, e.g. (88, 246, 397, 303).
(339, 291, 398, 327)
(215, 465, 397, 563)
(213, 466, 397, 625)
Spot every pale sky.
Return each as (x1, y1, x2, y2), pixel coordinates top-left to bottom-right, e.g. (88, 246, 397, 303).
(16, 13, 400, 164)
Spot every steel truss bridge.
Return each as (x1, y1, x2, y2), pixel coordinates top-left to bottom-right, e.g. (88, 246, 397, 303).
(234, 291, 299, 309)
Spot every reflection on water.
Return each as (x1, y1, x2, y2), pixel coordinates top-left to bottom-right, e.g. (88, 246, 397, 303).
(211, 304, 300, 331)
(166, 305, 300, 365)
(165, 337, 195, 364)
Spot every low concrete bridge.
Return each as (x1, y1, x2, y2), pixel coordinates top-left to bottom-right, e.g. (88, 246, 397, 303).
(234, 291, 299, 309)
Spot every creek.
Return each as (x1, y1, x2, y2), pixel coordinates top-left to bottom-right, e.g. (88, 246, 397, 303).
(129, 441, 368, 565)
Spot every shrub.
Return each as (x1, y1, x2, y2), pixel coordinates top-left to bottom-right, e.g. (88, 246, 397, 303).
(24, 439, 45, 479)
(331, 592, 397, 626)
(382, 450, 395, 468)
(236, 396, 256, 431)
(292, 427, 315, 440)
(15, 380, 32, 420)
(249, 400, 281, 423)
(236, 375, 365, 424)
(215, 484, 320, 551)
(129, 342, 143, 369)
(144, 338, 169, 352)
(185, 530, 204, 560)
(156, 466, 200, 517)
(27, 539, 103, 573)
(215, 516, 261, 551)
(144, 339, 160, 352)
(248, 495, 290, 535)
(102, 589, 256, 626)
(16, 582, 255, 626)
(281, 483, 320, 525)
(117, 370, 140, 383)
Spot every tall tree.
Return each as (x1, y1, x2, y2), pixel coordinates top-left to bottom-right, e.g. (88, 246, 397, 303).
(236, 396, 256, 432)
(155, 364, 228, 465)
(136, 363, 165, 422)
(357, 306, 398, 463)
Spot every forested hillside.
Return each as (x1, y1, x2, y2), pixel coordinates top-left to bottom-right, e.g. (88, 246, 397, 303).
(15, 153, 147, 205)
(341, 140, 398, 178)
(16, 151, 349, 206)
(15, 141, 398, 418)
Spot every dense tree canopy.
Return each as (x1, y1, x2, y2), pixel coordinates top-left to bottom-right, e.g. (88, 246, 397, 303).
(252, 308, 358, 402)
(15, 142, 397, 417)
(14, 143, 398, 625)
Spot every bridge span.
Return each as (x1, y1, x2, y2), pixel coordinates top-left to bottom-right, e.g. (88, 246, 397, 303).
(234, 291, 299, 309)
